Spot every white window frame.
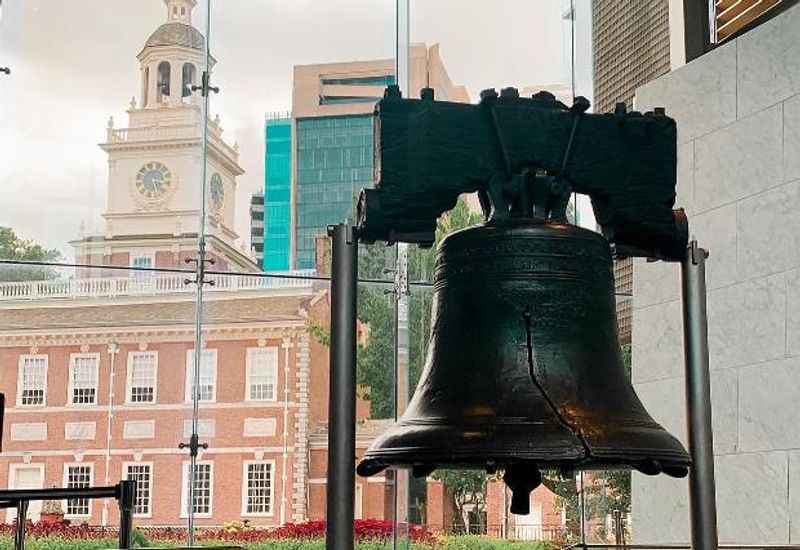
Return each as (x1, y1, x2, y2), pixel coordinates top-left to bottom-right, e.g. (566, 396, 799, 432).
(185, 349, 218, 403)
(130, 253, 155, 279)
(123, 462, 154, 518)
(7, 463, 44, 523)
(240, 460, 276, 517)
(245, 347, 278, 402)
(63, 462, 94, 518)
(355, 483, 363, 520)
(68, 353, 100, 406)
(180, 460, 214, 518)
(126, 351, 158, 404)
(16, 355, 48, 407)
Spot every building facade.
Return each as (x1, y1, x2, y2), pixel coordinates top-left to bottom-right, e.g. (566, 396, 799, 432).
(290, 45, 469, 269)
(0, 0, 391, 528)
(250, 193, 265, 266)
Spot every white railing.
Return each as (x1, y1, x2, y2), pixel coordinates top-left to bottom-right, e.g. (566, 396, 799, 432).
(0, 271, 316, 302)
(107, 124, 199, 143)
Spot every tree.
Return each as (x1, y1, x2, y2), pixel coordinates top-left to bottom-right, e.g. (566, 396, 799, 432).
(0, 227, 62, 282)
(355, 198, 483, 418)
(432, 469, 489, 533)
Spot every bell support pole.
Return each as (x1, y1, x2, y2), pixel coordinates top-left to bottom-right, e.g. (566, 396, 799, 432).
(680, 240, 718, 550)
(326, 224, 358, 550)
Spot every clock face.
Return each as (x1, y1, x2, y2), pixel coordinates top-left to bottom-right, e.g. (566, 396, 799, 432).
(135, 162, 172, 200)
(210, 173, 224, 211)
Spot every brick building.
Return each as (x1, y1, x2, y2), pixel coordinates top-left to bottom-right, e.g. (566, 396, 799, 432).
(0, 0, 391, 528)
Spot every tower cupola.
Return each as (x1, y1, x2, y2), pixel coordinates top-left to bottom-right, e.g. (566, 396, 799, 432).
(165, 0, 196, 24)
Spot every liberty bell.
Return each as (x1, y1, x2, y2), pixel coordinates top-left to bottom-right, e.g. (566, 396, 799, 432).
(355, 86, 691, 514)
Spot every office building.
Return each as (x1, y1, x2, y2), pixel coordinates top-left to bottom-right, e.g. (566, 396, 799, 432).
(291, 44, 469, 269)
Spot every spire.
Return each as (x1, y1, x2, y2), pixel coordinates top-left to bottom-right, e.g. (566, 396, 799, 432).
(164, 0, 196, 24)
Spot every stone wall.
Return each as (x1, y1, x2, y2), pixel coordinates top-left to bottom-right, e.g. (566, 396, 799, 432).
(630, 4, 800, 543)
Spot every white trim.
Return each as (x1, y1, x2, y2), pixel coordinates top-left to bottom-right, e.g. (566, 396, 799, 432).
(7, 463, 44, 522)
(123, 461, 154, 518)
(16, 354, 48, 407)
(243, 418, 277, 437)
(125, 351, 158, 405)
(240, 460, 276, 517)
(63, 462, 94, 518)
(67, 353, 100, 406)
(185, 349, 218, 403)
(245, 347, 278, 402)
(354, 483, 363, 520)
(10, 423, 47, 441)
(122, 420, 155, 440)
(5, 400, 298, 415)
(64, 422, 96, 441)
(180, 460, 214, 518)
(0, 446, 293, 458)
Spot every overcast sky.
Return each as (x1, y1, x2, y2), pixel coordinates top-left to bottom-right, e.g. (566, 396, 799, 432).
(0, 0, 592, 258)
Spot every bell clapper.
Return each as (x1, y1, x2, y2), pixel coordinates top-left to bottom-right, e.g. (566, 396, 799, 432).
(503, 464, 542, 515)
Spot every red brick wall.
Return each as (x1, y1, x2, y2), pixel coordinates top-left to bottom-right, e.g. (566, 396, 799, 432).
(0, 334, 302, 527)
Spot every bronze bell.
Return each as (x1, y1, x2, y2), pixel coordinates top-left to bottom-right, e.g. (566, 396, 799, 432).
(356, 219, 690, 513)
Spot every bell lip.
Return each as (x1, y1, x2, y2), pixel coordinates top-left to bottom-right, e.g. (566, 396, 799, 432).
(357, 456, 689, 480)
(357, 448, 689, 476)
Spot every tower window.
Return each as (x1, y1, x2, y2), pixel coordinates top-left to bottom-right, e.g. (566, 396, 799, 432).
(181, 7, 186, 15)
(143, 67, 149, 106)
(173, 6, 178, 15)
(182, 63, 197, 98)
(157, 61, 171, 101)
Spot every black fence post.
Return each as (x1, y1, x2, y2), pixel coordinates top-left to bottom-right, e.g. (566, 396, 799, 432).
(117, 480, 136, 549)
(13, 500, 27, 550)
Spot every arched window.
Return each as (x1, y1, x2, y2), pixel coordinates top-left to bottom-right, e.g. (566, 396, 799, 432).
(182, 63, 197, 98)
(157, 61, 171, 101)
(143, 67, 150, 106)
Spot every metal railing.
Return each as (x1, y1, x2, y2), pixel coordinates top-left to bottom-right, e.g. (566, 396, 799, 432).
(438, 523, 567, 542)
(0, 481, 135, 550)
(0, 270, 315, 301)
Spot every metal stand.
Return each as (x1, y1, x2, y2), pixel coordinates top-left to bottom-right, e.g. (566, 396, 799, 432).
(325, 224, 358, 550)
(0, 482, 136, 550)
(680, 241, 718, 550)
(117, 479, 137, 550)
(13, 501, 27, 550)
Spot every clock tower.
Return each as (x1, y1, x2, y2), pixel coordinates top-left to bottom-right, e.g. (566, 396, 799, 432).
(72, 0, 255, 273)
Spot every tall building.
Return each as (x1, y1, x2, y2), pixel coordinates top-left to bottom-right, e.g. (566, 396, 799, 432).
(290, 44, 469, 269)
(263, 115, 293, 271)
(0, 0, 391, 528)
(249, 193, 265, 266)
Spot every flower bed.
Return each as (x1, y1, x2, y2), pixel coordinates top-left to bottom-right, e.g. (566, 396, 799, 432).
(0, 521, 552, 550)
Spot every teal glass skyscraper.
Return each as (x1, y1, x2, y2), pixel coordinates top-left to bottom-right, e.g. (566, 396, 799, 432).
(263, 116, 292, 271)
(295, 115, 375, 269)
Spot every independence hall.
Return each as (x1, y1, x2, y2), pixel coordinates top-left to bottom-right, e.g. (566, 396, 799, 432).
(0, 0, 391, 528)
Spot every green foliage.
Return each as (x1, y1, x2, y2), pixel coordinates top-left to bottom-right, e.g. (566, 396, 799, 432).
(356, 200, 482, 419)
(431, 470, 489, 532)
(307, 321, 331, 347)
(0, 537, 121, 550)
(0, 226, 62, 282)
